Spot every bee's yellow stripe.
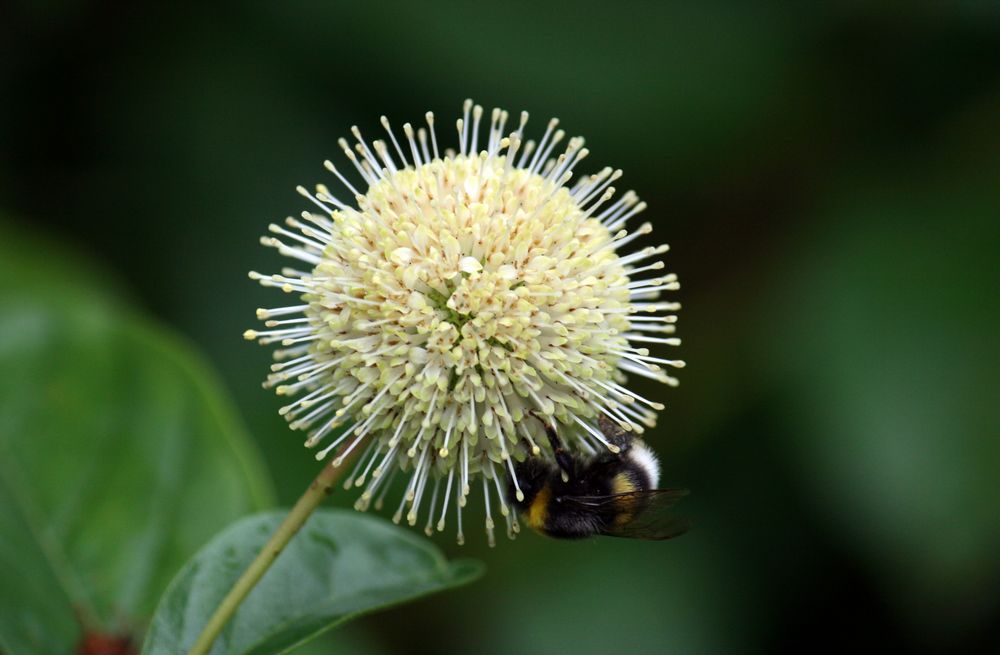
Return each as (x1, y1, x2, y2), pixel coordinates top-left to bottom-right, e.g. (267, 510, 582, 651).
(526, 485, 551, 531)
(612, 473, 637, 527)
(612, 472, 636, 495)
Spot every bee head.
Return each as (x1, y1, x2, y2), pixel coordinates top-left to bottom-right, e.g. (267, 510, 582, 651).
(509, 457, 552, 508)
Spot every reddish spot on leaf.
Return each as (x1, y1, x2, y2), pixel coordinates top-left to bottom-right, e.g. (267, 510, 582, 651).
(76, 632, 136, 655)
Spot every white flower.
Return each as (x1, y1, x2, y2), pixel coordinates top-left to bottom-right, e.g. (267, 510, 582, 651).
(246, 100, 683, 545)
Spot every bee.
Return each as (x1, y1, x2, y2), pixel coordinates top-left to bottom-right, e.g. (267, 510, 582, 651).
(510, 413, 690, 540)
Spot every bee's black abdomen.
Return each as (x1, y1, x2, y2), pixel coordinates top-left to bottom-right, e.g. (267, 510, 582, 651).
(541, 510, 605, 539)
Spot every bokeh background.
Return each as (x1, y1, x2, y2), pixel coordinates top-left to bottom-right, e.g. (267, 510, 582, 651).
(3, 2, 999, 653)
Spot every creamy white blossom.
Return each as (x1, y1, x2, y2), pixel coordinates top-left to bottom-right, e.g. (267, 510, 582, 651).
(247, 100, 683, 545)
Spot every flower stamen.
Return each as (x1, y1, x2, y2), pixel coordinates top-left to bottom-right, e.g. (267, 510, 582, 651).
(248, 100, 683, 543)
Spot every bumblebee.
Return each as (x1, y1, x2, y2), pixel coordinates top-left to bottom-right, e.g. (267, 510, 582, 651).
(510, 414, 690, 540)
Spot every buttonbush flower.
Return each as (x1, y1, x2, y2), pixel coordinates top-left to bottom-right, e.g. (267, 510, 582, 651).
(246, 100, 683, 545)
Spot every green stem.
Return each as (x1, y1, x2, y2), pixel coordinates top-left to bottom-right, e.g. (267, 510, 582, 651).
(187, 460, 345, 655)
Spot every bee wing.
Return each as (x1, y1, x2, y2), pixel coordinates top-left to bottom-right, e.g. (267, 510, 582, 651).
(562, 488, 691, 541)
(601, 512, 692, 541)
(563, 488, 688, 508)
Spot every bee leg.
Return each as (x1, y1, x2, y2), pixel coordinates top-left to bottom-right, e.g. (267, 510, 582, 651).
(529, 411, 575, 476)
(598, 414, 634, 453)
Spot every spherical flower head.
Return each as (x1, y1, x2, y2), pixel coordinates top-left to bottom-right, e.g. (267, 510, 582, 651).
(247, 100, 683, 545)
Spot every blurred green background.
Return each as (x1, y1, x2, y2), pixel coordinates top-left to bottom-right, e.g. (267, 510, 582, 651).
(3, 2, 999, 653)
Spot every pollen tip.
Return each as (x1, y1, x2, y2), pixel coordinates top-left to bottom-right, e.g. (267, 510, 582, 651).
(243, 329, 257, 340)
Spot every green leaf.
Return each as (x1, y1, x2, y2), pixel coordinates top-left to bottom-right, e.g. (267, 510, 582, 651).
(0, 221, 274, 653)
(142, 509, 483, 655)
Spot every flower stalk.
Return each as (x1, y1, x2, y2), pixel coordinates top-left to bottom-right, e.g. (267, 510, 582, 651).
(187, 458, 348, 655)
